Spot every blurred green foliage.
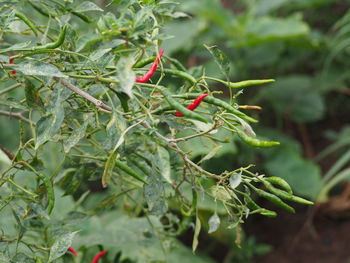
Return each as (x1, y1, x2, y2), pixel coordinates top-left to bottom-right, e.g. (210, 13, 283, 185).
(162, 0, 350, 201)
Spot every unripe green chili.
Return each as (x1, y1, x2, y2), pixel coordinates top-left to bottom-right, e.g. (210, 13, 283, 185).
(265, 176, 293, 194)
(134, 56, 156, 68)
(245, 195, 277, 217)
(28, 1, 51, 17)
(226, 79, 275, 89)
(160, 89, 209, 123)
(162, 68, 197, 85)
(247, 182, 295, 213)
(206, 77, 275, 89)
(256, 208, 278, 217)
(234, 128, 280, 148)
(129, 158, 150, 176)
(262, 180, 313, 205)
(115, 160, 147, 184)
(175, 93, 258, 123)
(15, 11, 38, 36)
(245, 195, 261, 210)
(70, 10, 90, 23)
(36, 25, 67, 50)
(165, 56, 187, 72)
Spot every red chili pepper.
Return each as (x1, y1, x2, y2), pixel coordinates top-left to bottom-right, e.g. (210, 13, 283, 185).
(8, 55, 16, 77)
(67, 247, 78, 256)
(136, 49, 164, 83)
(175, 94, 208, 117)
(91, 250, 108, 263)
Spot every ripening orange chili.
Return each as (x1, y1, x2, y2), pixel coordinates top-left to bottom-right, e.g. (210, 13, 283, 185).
(175, 94, 208, 117)
(91, 251, 108, 263)
(136, 49, 164, 83)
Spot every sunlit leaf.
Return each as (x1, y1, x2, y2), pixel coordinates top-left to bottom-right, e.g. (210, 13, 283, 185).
(208, 213, 220, 234)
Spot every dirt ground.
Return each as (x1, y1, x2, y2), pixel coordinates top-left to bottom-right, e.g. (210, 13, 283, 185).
(247, 204, 350, 263)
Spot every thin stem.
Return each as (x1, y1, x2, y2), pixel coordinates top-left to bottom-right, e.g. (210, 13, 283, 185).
(7, 178, 38, 198)
(57, 78, 112, 112)
(169, 120, 223, 142)
(0, 83, 22, 95)
(0, 110, 34, 125)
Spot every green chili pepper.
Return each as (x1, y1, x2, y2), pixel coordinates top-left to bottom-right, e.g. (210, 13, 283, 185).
(70, 10, 91, 23)
(134, 56, 156, 68)
(234, 128, 280, 148)
(175, 93, 258, 123)
(115, 160, 147, 184)
(245, 195, 277, 217)
(37, 25, 67, 50)
(165, 56, 187, 72)
(247, 182, 295, 213)
(116, 92, 129, 112)
(262, 180, 313, 205)
(129, 158, 150, 176)
(28, 1, 51, 17)
(160, 89, 209, 123)
(15, 11, 38, 36)
(245, 195, 261, 210)
(256, 208, 278, 217)
(162, 68, 197, 85)
(265, 176, 293, 194)
(226, 79, 275, 89)
(207, 77, 275, 89)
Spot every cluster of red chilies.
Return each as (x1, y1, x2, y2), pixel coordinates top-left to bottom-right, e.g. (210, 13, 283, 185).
(67, 248, 107, 263)
(134, 49, 208, 116)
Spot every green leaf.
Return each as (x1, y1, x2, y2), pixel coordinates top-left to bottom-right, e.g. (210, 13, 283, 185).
(0, 148, 11, 173)
(74, 214, 166, 262)
(48, 231, 77, 262)
(205, 45, 231, 79)
(63, 117, 90, 153)
(14, 61, 67, 78)
(35, 87, 65, 148)
(144, 168, 167, 215)
(246, 15, 309, 44)
(75, 1, 103, 12)
(211, 185, 232, 201)
(208, 213, 220, 234)
(24, 79, 43, 109)
(259, 75, 325, 122)
(116, 56, 135, 98)
(161, 19, 205, 53)
(229, 173, 242, 189)
(156, 146, 172, 183)
(35, 111, 64, 149)
(192, 215, 201, 252)
(89, 48, 112, 61)
(102, 151, 117, 188)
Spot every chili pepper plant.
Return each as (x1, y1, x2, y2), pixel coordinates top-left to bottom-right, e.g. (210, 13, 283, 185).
(0, 1, 312, 262)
